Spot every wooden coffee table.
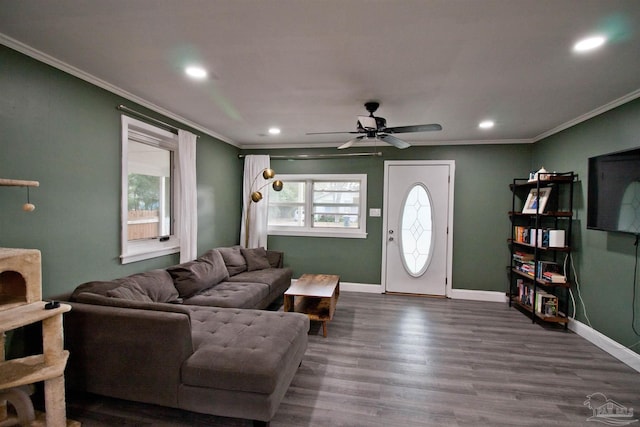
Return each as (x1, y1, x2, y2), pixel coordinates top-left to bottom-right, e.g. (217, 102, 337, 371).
(284, 274, 340, 338)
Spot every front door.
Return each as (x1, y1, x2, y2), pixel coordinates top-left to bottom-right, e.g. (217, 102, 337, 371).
(382, 161, 454, 296)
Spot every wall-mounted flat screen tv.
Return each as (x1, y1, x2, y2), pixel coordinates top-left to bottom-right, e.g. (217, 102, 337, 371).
(587, 147, 640, 234)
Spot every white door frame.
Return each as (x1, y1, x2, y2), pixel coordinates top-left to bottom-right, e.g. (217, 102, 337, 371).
(381, 160, 455, 297)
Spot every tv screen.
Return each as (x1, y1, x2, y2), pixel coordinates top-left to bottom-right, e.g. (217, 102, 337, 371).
(587, 147, 640, 234)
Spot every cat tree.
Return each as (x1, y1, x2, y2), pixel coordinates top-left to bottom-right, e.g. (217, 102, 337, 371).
(0, 179, 78, 426)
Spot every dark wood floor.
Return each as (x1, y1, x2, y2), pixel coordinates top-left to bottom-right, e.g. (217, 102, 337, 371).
(64, 292, 640, 426)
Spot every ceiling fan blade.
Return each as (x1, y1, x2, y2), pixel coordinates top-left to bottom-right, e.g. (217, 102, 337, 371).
(306, 131, 361, 135)
(338, 136, 364, 150)
(385, 123, 442, 133)
(378, 134, 411, 149)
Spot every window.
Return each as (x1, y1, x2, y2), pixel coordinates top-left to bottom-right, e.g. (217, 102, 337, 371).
(268, 174, 367, 238)
(121, 116, 180, 263)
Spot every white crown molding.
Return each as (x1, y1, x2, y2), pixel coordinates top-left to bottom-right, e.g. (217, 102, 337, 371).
(238, 138, 533, 150)
(0, 33, 237, 147)
(5, 31, 638, 151)
(533, 88, 640, 142)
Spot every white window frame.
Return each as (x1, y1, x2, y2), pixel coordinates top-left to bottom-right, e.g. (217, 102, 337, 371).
(121, 116, 181, 264)
(268, 173, 367, 239)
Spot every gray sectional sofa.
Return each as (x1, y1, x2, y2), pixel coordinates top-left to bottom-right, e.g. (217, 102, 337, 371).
(63, 246, 309, 426)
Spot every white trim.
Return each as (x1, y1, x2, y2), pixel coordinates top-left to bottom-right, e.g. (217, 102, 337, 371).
(121, 116, 181, 264)
(449, 289, 508, 303)
(340, 282, 383, 293)
(268, 173, 367, 239)
(381, 160, 455, 297)
(269, 229, 367, 239)
(533, 88, 640, 142)
(239, 138, 534, 150)
(569, 319, 640, 374)
(120, 244, 180, 264)
(4, 32, 640, 151)
(0, 32, 235, 146)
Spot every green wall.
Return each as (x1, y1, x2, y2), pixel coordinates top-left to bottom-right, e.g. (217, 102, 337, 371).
(0, 44, 242, 298)
(246, 143, 532, 290)
(533, 98, 640, 352)
(4, 40, 637, 356)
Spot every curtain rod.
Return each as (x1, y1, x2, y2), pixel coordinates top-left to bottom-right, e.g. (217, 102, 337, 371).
(238, 152, 382, 160)
(117, 105, 199, 138)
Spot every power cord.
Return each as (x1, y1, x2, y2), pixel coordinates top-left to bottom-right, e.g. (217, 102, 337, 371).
(565, 253, 592, 328)
(566, 251, 640, 349)
(633, 234, 640, 337)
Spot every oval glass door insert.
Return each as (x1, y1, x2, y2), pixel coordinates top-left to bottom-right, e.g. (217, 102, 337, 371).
(400, 183, 434, 277)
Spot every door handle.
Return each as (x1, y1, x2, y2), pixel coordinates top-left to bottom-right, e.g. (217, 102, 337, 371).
(389, 237, 394, 242)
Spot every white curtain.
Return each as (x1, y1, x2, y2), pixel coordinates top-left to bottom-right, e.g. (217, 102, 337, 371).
(178, 130, 198, 262)
(240, 155, 270, 248)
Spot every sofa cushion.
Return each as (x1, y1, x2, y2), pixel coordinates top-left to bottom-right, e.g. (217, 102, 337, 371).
(241, 247, 271, 271)
(168, 252, 229, 298)
(71, 269, 179, 304)
(183, 307, 309, 394)
(227, 267, 292, 295)
(182, 281, 269, 309)
(70, 280, 122, 300)
(216, 246, 247, 276)
(123, 269, 179, 303)
(106, 283, 154, 302)
(71, 292, 192, 316)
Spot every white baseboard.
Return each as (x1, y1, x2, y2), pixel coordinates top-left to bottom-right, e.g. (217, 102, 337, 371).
(449, 288, 508, 303)
(569, 319, 640, 373)
(340, 282, 383, 293)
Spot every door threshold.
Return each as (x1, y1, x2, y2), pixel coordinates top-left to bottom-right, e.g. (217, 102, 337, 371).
(384, 291, 447, 299)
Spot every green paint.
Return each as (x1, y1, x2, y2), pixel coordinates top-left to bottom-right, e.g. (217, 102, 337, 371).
(247, 144, 532, 289)
(533, 98, 640, 353)
(3, 41, 638, 357)
(0, 45, 242, 299)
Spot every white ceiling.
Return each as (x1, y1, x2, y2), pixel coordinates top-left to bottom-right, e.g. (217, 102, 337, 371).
(1, 0, 639, 149)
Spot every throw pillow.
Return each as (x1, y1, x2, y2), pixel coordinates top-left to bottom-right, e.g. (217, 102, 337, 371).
(241, 247, 271, 271)
(167, 254, 229, 298)
(70, 280, 122, 300)
(216, 246, 247, 276)
(106, 282, 154, 302)
(123, 269, 180, 303)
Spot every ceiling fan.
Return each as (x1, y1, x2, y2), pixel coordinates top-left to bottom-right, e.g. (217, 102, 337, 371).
(306, 101, 442, 149)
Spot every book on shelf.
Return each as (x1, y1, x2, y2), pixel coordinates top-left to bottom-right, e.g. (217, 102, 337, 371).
(535, 291, 558, 316)
(536, 260, 560, 279)
(515, 280, 559, 316)
(513, 226, 565, 248)
(513, 251, 534, 262)
(543, 272, 567, 283)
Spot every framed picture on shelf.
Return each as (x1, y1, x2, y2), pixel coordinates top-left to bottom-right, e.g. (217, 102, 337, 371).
(522, 187, 552, 214)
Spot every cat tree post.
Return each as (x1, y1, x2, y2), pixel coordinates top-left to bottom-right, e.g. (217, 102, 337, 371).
(0, 248, 78, 426)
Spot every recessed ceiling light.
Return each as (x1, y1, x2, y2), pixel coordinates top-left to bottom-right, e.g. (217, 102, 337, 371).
(479, 120, 494, 129)
(268, 127, 281, 135)
(185, 66, 208, 79)
(573, 35, 606, 53)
